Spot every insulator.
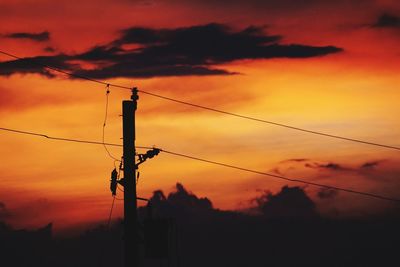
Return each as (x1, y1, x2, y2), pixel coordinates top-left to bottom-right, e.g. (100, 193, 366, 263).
(110, 168, 118, 196)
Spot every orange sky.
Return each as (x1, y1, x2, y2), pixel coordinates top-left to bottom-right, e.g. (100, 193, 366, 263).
(0, 0, 399, 232)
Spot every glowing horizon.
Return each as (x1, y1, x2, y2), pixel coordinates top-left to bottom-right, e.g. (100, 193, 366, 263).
(0, 0, 399, 232)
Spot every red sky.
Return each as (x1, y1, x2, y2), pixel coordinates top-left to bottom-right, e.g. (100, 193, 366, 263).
(0, 0, 399, 232)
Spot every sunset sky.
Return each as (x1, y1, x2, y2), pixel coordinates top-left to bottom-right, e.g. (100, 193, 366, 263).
(0, 0, 399, 232)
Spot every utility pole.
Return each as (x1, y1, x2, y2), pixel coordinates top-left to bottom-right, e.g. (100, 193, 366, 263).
(123, 88, 139, 267)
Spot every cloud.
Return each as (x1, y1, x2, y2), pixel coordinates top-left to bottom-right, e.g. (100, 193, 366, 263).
(279, 158, 350, 172)
(317, 188, 338, 199)
(116, 23, 281, 47)
(4, 31, 50, 42)
(0, 198, 54, 222)
(305, 162, 348, 171)
(271, 167, 282, 175)
(0, 54, 72, 77)
(307, 160, 389, 173)
(278, 157, 392, 175)
(0, 201, 9, 220)
(44, 46, 56, 52)
(0, 23, 342, 79)
(372, 13, 400, 28)
(360, 161, 382, 169)
(254, 186, 318, 219)
(281, 158, 309, 163)
(148, 184, 320, 220)
(167, 183, 213, 209)
(148, 183, 213, 217)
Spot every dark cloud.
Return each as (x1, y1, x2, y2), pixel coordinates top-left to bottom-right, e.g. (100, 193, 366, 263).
(116, 24, 281, 47)
(281, 158, 309, 163)
(307, 160, 387, 172)
(148, 184, 320, 220)
(361, 161, 381, 169)
(148, 183, 213, 217)
(279, 158, 346, 171)
(0, 201, 9, 220)
(276, 158, 355, 176)
(317, 188, 338, 199)
(271, 167, 282, 175)
(278, 158, 391, 176)
(0, 199, 55, 223)
(317, 163, 344, 171)
(143, 183, 399, 267)
(372, 13, 400, 28)
(0, 54, 72, 77)
(0, 23, 342, 79)
(4, 31, 50, 42)
(75, 64, 234, 78)
(44, 46, 56, 52)
(167, 183, 213, 209)
(255, 186, 318, 219)
(305, 162, 348, 171)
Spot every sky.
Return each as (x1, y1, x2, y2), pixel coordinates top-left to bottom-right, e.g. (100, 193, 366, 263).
(0, 0, 399, 232)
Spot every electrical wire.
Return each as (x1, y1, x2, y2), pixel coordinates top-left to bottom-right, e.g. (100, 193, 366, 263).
(1, 49, 399, 151)
(107, 190, 117, 228)
(0, 126, 125, 147)
(138, 90, 400, 151)
(159, 149, 400, 203)
(102, 84, 121, 162)
(0, 50, 129, 89)
(1, 126, 399, 203)
(107, 195, 116, 228)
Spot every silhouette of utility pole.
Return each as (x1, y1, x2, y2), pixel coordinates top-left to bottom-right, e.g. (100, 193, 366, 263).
(123, 88, 139, 267)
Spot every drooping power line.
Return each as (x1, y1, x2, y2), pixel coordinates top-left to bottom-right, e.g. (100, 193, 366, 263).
(1, 49, 399, 151)
(1, 126, 399, 203)
(102, 84, 121, 162)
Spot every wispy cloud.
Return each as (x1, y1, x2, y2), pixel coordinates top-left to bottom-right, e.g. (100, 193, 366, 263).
(372, 13, 400, 28)
(4, 31, 50, 42)
(317, 188, 338, 199)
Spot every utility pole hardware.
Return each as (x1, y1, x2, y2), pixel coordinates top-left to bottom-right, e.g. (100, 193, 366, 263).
(123, 88, 139, 267)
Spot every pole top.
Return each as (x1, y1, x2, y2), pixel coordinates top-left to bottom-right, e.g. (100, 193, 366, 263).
(131, 87, 139, 101)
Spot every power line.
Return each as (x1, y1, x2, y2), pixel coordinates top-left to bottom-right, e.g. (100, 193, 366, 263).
(160, 150, 400, 203)
(1, 49, 399, 151)
(0, 127, 123, 147)
(138, 90, 400, 151)
(1, 126, 399, 203)
(0, 126, 154, 150)
(102, 85, 121, 162)
(107, 195, 117, 228)
(0, 50, 131, 90)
